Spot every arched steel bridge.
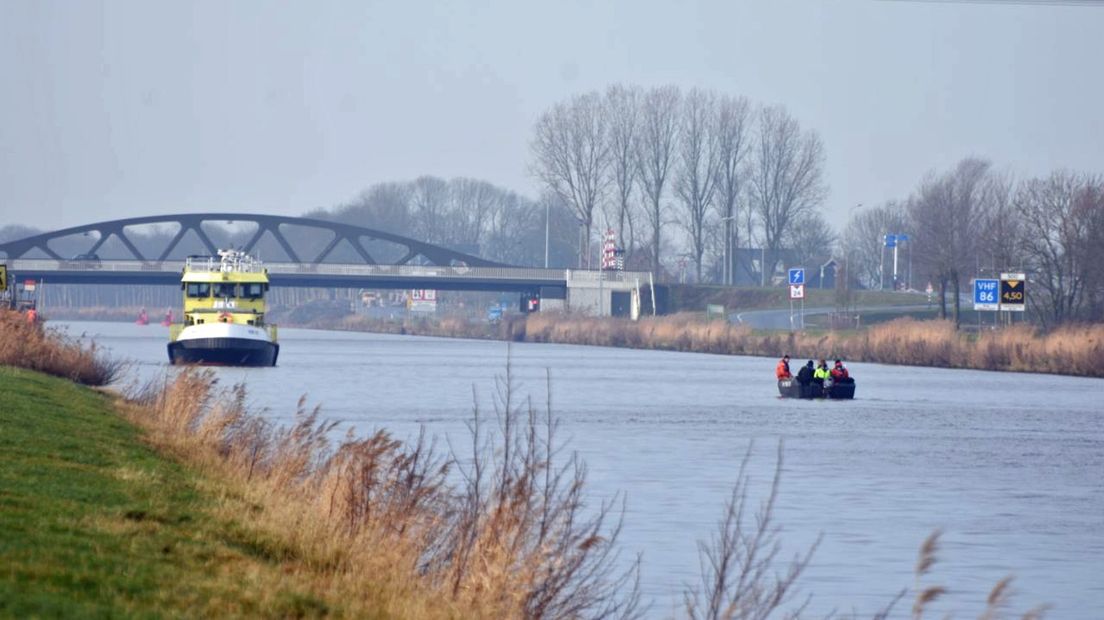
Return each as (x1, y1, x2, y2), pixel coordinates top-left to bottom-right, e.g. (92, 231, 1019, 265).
(0, 213, 646, 296)
(0, 213, 506, 267)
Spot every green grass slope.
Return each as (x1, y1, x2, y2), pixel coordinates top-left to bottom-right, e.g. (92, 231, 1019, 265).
(0, 368, 327, 619)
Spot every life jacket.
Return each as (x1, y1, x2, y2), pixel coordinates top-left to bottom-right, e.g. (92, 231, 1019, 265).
(813, 367, 831, 380)
(775, 360, 791, 379)
(832, 365, 849, 380)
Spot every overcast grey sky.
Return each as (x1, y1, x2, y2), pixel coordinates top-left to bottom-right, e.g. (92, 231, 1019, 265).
(1, 0, 1101, 233)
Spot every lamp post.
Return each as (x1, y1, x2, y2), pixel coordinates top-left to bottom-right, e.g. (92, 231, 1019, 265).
(845, 203, 863, 295)
(720, 215, 736, 286)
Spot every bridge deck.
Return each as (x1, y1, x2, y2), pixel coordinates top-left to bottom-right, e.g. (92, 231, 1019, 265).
(5, 259, 647, 294)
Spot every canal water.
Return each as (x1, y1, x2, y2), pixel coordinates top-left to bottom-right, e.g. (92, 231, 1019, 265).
(58, 321, 1104, 618)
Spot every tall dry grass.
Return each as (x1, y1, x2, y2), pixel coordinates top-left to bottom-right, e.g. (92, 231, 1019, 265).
(893, 530, 1049, 620)
(0, 309, 123, 385)
(123, 363, 640, 619)
(522, 314, 1104, 378)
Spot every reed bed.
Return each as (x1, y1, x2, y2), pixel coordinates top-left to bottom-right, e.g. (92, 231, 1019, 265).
(0, 309, 123, 385)
(305, 310, 1104, 376)
(521, 314, 1104, 378)
(122, 365, 639, 619)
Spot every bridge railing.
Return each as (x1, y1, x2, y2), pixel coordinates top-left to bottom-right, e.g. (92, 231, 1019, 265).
(262, 262, 570, 282)
(9, 259, 187, 273)
(7, 259, 649, 286)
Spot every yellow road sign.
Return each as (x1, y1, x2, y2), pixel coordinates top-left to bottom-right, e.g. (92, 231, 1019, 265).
(0, 265, 7, 292)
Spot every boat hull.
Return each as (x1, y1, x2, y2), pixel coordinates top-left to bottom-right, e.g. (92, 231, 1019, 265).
(167, 337, 279, 367)
(777, 378, 855, 400)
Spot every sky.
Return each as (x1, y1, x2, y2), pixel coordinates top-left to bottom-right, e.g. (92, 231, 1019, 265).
(1, 0, 1102, 234)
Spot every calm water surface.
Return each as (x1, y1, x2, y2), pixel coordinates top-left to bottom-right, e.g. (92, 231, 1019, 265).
(60, 321, 1104, 618)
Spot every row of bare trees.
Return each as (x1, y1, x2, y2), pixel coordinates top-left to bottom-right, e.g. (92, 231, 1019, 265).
(530, 85, 828, 282)
(306, 175, 579, 267)
(844, 159, 1104, 327)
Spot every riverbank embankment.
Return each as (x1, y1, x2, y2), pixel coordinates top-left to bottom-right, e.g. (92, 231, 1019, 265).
(0, 367, 347, 617)
(0, 309, 638, 618)
(304, 312, 1104, 378)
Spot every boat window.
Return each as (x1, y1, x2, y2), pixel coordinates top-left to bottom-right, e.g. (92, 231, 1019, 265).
(213, 283, 237, 298)
(241, 283, 265, 299)
(186, 282, 211, 298)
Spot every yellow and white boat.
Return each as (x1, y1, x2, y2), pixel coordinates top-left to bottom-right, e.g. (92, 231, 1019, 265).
(167, 249, 279, 366)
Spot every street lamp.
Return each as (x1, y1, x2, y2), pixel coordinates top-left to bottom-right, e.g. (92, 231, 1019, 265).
(720, 215, 737, 286)
(845, 203, 863, 293)
(544, 199, 550, 269)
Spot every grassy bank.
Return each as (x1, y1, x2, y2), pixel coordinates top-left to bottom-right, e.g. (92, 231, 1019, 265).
(0, 368, 343, 617)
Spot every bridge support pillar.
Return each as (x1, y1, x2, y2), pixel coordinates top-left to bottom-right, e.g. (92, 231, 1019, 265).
(565, 270, 645, 319)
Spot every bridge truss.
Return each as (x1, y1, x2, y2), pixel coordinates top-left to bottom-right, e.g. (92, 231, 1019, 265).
(0, 213, 508, 268)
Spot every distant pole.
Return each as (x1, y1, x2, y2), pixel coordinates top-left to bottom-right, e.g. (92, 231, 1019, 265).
(879, 235, 885, 290)
(544, 199, 550, 268)
(908, 241, 912, 290)
(720, 215, 735, 286)
(760, 246, 766, 287)
(892, 242, 899, 290)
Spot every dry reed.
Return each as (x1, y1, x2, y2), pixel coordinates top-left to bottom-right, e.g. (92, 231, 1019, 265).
(325, 311, 1104, 378)
(522, 314, 1104, 378)
(122, 361, 640, 619)
(0, 309, 123, 385)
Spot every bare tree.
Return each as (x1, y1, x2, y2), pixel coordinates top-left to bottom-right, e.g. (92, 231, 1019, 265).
(714, 95, 752, 286)
(977, 172, 1021, 277)
(332, 181, 414, 235)
(1078, 178, 1104, 321)
(842, 202, 910, 290)
(411, 175, 451, 245)
(748, 106, 827, 285)
(675, 88, 722, 282)
(603, 84, 643, 260)
(636, 85, 681, 276)
(531, 92, 611, 268)
(448, 177, 501, 252)
(908, 158, 992, 327)
(784, 210, 836, 280)
(483, 191, 542, 266)
(1014, 171, 1103, 326)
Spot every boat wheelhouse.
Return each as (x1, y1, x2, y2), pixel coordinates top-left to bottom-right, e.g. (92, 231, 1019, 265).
(167, 250, 279, 366)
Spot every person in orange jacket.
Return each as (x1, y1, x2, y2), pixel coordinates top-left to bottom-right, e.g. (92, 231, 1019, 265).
(775, 354, 792, 379)
(830, 359, 851, 383)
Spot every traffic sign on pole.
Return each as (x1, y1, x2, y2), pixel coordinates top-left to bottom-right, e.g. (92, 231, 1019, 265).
(973, 279, 999, 311)
(790, 284, 805, 300)
(788, 268, 805, 285)
(1000, 272, 1026, 312)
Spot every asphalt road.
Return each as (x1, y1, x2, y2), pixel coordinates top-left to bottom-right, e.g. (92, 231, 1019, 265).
(729, 303, 938, 330)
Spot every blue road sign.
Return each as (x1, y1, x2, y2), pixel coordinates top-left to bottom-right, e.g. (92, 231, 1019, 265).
(974, 278, 1000, 311)
(788, 268, 805, 285)
(884, 233, 909, 248)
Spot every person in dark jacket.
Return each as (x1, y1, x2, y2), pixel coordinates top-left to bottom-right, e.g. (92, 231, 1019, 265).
(796, 360, 814, 385)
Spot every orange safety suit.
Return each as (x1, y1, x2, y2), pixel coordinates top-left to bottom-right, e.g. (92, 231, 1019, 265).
(775, 358, 792, 379)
